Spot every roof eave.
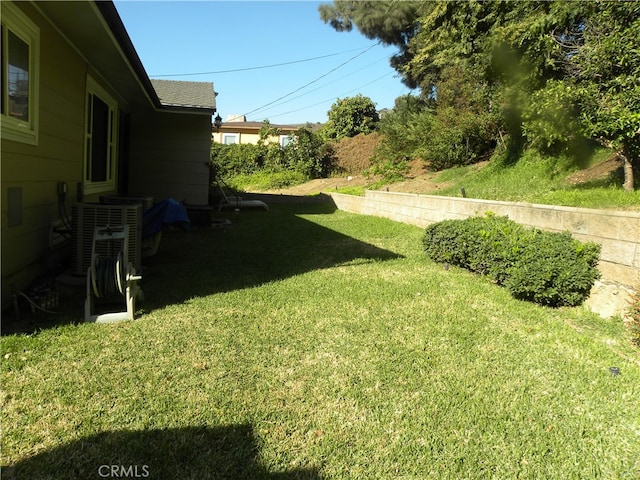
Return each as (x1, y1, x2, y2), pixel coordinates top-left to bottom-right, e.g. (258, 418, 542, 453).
(162, 105, 217, 115)
(94, 1, 163, 109)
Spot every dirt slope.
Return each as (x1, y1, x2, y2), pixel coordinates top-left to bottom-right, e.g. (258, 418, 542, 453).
(256, 134, 627, 197)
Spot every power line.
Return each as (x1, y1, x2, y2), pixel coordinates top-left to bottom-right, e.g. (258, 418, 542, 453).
(247, 53, 392, 113)
(150, 46, 369, 77)
(243, 42, 380, 117)
(264, 71, 395, 120)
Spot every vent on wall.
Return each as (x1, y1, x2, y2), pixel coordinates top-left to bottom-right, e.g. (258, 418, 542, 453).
(71, 203, 142, 276)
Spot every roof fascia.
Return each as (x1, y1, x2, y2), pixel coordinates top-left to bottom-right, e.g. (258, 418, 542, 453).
(96, 2, 215, 115)
(93, 1, 162, 109)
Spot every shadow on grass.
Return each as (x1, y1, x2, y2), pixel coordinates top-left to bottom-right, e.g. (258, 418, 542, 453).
(3, 424, 322, 479)
(140, 193, 403, 312)
(2, 194, 402, 331)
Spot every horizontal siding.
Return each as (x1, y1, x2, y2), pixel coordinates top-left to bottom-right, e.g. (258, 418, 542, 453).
(1, 3, 87, 305)
(129, 112, 212, 205)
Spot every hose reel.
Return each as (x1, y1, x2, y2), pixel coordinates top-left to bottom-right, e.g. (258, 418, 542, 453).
(85, 226, 141, 323)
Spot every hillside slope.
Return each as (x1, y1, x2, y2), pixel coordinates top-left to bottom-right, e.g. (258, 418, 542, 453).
(258, 137, 639, 210)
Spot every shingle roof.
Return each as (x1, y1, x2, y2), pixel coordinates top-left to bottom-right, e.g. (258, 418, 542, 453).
(150, 79, 216, 111)
(218, 121, 300, 131)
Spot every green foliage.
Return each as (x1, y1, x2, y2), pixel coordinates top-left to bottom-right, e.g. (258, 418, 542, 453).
(629, 281, 640, 347)
(420, 106, 497, 170)
(504, 232, 601, 307)
(570, 2, 640, 153)
(210, 142, 265, 178)
(374, 95, 497, 172)
(371, 96, 428, 179)
(423, 214, 601, 307)
(322, 0, 639, 189)
(226, 170, 307, 192)
(210, 128, 334, 193)
(521, 80, 584, 152)
(322, 94, 379, 140)
(375, 95, 434, 162)
(283, 128, 334, 178)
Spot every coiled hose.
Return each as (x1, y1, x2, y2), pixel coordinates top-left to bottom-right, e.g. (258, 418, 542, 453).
(91, 252, 125, 298)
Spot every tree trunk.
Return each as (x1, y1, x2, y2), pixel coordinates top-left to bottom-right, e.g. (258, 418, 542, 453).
(619, 150, 634, 192)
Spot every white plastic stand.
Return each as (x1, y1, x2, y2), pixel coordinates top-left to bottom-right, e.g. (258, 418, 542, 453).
(85, 226, 142, 323)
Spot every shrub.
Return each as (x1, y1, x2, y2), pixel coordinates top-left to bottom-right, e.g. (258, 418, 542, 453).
(210, 143, 266, 178)
(504, 231, 601, 307)
(321, 94, 379, 140)
(211, 128, 334, 189)
(422, 107, 498, 170)
(283, 128, 334, 178)
(423, 214, 601, 307)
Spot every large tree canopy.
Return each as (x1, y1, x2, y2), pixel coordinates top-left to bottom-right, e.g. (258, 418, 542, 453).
(319, 1, 426, 88)
(319, 0, 640, 189)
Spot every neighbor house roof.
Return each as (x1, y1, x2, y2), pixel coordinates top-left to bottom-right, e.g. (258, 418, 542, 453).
(151, 79, 216, 113)
(218, 121, 299, 132)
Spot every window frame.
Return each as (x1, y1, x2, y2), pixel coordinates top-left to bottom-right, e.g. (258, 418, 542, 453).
(222, 133, 239, 145)
(84, 77, 118, 195)
(280, 134, 295, 149)
(1, 2, 40, 145)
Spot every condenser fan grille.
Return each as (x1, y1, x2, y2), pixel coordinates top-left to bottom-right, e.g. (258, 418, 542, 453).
(72, 203, 142, 276)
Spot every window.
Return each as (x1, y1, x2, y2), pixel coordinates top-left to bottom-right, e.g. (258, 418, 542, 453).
(1, 2, 39, 145)
(84, 77, 118, 193)
(222, 133, 238, 145)
(280, 134, 295, 149)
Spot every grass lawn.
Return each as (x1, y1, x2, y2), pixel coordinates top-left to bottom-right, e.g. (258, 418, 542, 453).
(2, 198, 639, 479)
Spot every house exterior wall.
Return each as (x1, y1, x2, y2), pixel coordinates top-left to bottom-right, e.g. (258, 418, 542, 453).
(129, 112, 212, 205)
(1, 2, 119, 306)
(212, 130, 261, 145)
(212, 128, 297, 145)
(1, 1, 215, 309)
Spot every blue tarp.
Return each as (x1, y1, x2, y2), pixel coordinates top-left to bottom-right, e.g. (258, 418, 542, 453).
(142, 199, 190, 239)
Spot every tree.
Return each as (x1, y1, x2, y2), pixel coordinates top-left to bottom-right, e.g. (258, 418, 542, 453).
(320, 1, 640, 188)
(319, 1, 425, 88)
(569, 2, 640, 191)
(500, 1, 639, 189)
(322, 94, 379, 140)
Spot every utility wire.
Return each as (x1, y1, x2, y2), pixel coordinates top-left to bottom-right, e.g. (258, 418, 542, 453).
(265, 71, 395, 120)
(151, 46, 370, 77)
(248, 53, 392, 113)
(244, 42, 380, 117)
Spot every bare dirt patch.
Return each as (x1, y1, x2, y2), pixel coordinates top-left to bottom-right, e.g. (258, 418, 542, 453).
(330, 133, 381, 174)
(566, 154, 623, 185)
(261, 175, 374, 196)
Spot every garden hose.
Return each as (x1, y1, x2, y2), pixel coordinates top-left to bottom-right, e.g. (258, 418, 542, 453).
(91, 252, 125, 298)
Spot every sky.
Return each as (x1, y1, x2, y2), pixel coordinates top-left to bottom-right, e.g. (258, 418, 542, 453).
(113, 0, 412, 125)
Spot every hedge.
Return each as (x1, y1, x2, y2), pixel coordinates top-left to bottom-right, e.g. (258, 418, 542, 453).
(423, 214, 601, 307)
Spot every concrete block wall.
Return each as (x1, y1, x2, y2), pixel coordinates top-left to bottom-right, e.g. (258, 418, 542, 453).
(330, 190, 640, 290)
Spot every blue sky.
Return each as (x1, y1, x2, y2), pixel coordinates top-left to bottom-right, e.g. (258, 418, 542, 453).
(114, 1, 412, 125)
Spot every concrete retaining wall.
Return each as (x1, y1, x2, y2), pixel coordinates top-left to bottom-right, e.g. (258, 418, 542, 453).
(330, 190, 639, 317)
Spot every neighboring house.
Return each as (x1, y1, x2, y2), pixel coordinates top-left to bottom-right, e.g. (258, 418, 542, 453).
(212, 116, 299, 148)
(1, 1, 216, 308)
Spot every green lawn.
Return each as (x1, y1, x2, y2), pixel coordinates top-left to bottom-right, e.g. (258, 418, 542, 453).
(2, 199, 639, 479)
